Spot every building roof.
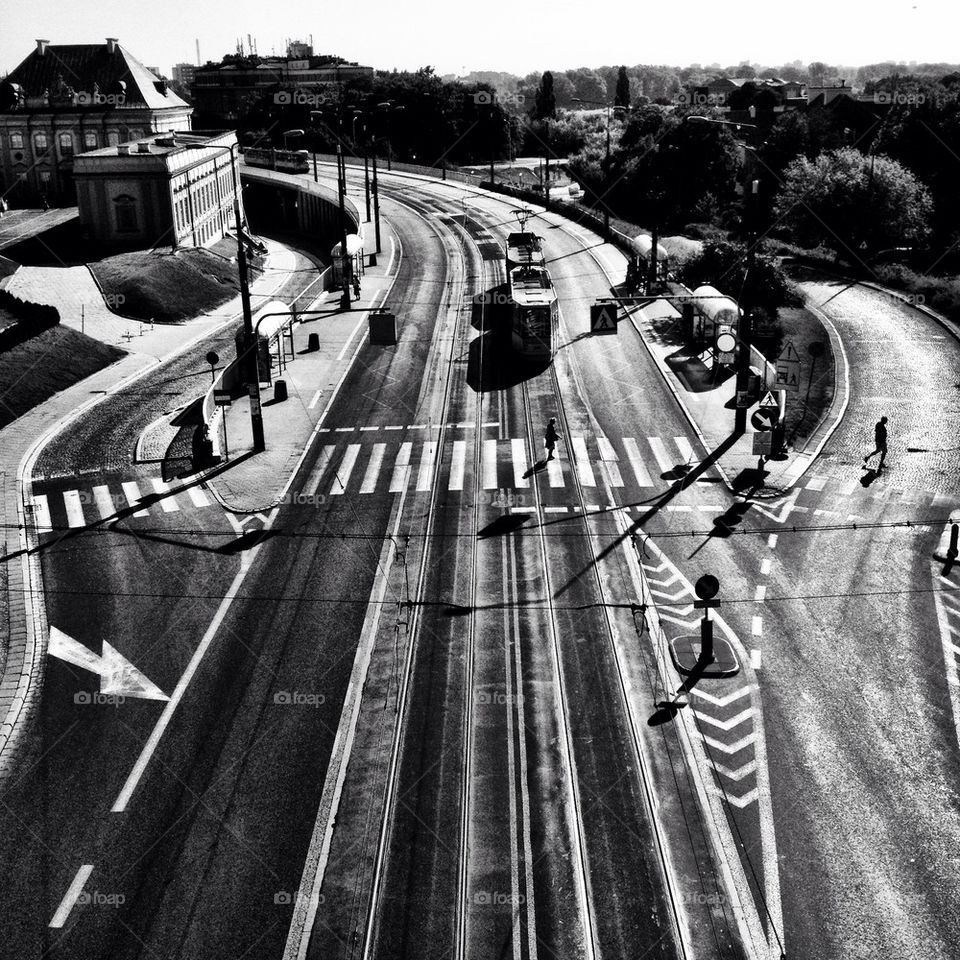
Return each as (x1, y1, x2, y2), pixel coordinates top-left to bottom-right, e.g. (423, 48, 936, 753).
(2, 39, 190, 111)
(73, 130, 237, 176)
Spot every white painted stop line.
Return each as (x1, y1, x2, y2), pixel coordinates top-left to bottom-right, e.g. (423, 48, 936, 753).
(63, 490, 85, 528)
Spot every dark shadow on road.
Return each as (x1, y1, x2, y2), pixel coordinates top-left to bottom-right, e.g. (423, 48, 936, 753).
(478, 514, 529, 539)
(467, 332, 549, 393)
(687, 501, 753, 558)
(648, 658, 713, 726)
(861, 466, 882, 487)
(523, 459, 549, 479)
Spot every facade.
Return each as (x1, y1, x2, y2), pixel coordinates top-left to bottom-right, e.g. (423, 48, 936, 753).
(678, 76, 807, 112)
(0, 38, 193, 206)
(190, 53, 374, 126)
(172, 63, 197, 86)
(73, 129, 241, 251)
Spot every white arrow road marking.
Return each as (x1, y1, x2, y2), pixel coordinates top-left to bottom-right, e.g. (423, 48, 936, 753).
(645, 572, 682, 588)
(692, 708, 754, 732)
(691, 686, 753, 708)
(712, 785, 759, 809)
(49, 628, 168, 701)
(648, 585, 691, 602)
(703, 732, 757, 755)
(750, 487, 801, 524)
(712, 759, 758, 782)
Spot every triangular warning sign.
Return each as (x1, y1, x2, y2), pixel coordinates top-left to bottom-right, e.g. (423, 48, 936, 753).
(592, 305, 616, 330)
(759, 390, 778, 408)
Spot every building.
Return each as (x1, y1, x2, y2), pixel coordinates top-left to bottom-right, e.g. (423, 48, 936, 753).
(190, 52, 373, 126)
(73, 129, 242, 251)
(172, 63, 197, 87)
(678, 76, 807, 112)
(0, 38, 193, 206)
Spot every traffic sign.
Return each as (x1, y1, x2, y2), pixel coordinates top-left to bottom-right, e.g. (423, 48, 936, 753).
(775, 340, 801, 392)
(716, 331, 736, 354)
(214, 389, 232, 407)
(758, 390, 778, 408)
(752, 431, 773, 455)
(751, 407, 776, 431)
(590, 302, 618, 334)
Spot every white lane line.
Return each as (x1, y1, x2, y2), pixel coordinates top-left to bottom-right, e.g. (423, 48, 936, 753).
(543, 506, 568, 513)
(121, 481, 150, 517)
(622, 438, 654, 487)
(449, 440, 466, 491)
(92, 484, 115, 520)
(768, 534, 778, 549)
(571, 436, 596, 487)
(151, 479, 180, 513)
(384, 425, 403, 431)
(482, 421, 499, 428)
(751, 649, 762, 670)
(674, 435, 696, 465)
(330, 443, 361, 495)
(32, 494, 52, 533)
(389, 441, 412, 493)
(308, 390, 322, 410)
(186, 485, 211, 508)
(359, 443, 386, 494)
(597, 437, 624, 487)
(303, 445, 337, 496)
(755, 585, 767, 601)
(752, 616, 763, 636)
(482, 439, 498, 489)
(760, 558, 772, 576)
(49, 864, 94, 928)
(511, 439, 530, 489)
(63, 490, 86, 528)
(416, 441, 438, 491)
(648, 437, 673, 475)
(334, 427, 354, 433)
(360, 425, 379, 432)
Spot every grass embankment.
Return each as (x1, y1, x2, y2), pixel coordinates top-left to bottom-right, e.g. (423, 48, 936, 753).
(0, 327, 125, 429)
(90, 247, 259, 324)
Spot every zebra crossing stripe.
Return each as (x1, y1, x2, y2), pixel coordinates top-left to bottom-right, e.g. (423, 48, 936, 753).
(186, 485, 211, 508)
(547, 457, 564, 487)
(360, 443, 387, 494)
(63, 490, 86, 528)
(597, 437, 624, 487)
(304, 445, 337, 496)
(482, 439, 498, 489)
(448, 440, 466, 491)
(647, 437, 673, 474)
(417, 441, 438, 491)
(32, 494, 52, 533)
(571, 437, 596, 487)
(92, 485, 115, 520)
(512, 439, 530, 488)
(622, 438, 654, 487)
(151, 479, 180, 512)
(674, 435, 696, 464)
(390, 441, 412, 493)
(330, 444, 361, 495)
(805, 476, 827, 491)
(121, 481, 150, 517)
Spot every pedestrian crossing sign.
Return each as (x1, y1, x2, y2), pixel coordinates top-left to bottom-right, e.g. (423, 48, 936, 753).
(758, 390, 778, 408)
(775, 340, 801, 392)
(591, 302, 618, 334)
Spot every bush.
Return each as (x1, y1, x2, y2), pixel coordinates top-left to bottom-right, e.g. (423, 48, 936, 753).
(0, 288, 60, 351)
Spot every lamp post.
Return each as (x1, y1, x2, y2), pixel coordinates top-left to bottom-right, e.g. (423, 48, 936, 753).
(685, 115, 760, 433)
(571, 98, 626, 234)
(282, 127, 305, 151)
(377, 101, 405, 171)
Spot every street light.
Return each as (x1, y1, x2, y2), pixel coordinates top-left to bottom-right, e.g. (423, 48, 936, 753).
(684, 114, 761, 433)
(376, 101, 405, 171)
(571, 98, 627, 234)
(282, 127, 305, 150)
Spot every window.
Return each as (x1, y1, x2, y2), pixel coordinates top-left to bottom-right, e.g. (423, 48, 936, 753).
(58, 132, 74, 156)
(84, 131, 98, 150)
(128, 129, 143, 140)
(34, 132, 49, 155)
(113, 194, 138, 233)
(39, 171, 52, 184)
(106, 130, 119, 146)
(10, 131, 24, 150)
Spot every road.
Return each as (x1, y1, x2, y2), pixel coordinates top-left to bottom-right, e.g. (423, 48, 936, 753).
(1, 168, 958, 960)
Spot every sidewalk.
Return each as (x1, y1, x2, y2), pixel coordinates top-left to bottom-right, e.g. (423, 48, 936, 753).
(0, 237, 309, 782)
(627, 296, 847, 496)
(206, 230, 399, 513)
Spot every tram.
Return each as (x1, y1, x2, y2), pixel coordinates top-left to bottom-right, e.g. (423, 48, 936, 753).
(507, 263, 557, 359)
(243, 147, 310, 174)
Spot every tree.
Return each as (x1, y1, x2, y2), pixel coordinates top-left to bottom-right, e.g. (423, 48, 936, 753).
(773, 147, 933, 256)
(534, 71, 557, 120)
(614, 66, 630, 108)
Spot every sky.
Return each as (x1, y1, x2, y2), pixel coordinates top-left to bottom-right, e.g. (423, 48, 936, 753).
(1, 0, 955, 79)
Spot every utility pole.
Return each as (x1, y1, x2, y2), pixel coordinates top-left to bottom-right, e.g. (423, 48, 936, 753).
(364, 154, 371, 222)
(336, 145, 351, 310)
(371, 147, 381, 265)
(735, 177, 759, 433)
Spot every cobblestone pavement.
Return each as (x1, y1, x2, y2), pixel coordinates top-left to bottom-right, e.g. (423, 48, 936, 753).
(796, 274, 960, 498)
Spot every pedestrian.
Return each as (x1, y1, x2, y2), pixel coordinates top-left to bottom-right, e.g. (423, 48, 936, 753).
(41, 196, 49, 211)
(864, 415, 888, 471)
(544, 417, 561, 461)
(352, 274, 361, 301)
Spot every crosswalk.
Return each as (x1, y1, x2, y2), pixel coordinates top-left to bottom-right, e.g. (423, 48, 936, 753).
(28, 434, 704, 531)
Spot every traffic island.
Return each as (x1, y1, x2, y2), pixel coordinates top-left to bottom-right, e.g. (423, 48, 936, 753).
(668, 632, 740, 679)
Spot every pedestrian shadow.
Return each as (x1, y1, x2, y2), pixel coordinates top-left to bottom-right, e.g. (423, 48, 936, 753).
(648, 659, 712, 726)
(860, 466, 882, 487)
(523, 459, 549, 479)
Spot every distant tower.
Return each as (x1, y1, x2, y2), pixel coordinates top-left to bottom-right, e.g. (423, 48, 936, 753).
(195, 38, 200, 66)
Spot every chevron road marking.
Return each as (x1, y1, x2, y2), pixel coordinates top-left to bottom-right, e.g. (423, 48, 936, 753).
(702, 732, 757, 755)
(712, 785, 760, 809)
(712, 759, 758, 782)
(691, 686, 753, 709)
(692, 708, 754, 732)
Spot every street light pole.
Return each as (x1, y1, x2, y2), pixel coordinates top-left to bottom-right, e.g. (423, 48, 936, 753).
(336, 145, 352, 310)
(371, 144, 381, 263)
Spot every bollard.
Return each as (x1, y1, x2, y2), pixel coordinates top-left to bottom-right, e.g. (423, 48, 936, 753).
(949, 523, 959, 560)
(699, 616, 715, 664)
(273, 379, 288, 402)
(307, 332, 320, 352)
